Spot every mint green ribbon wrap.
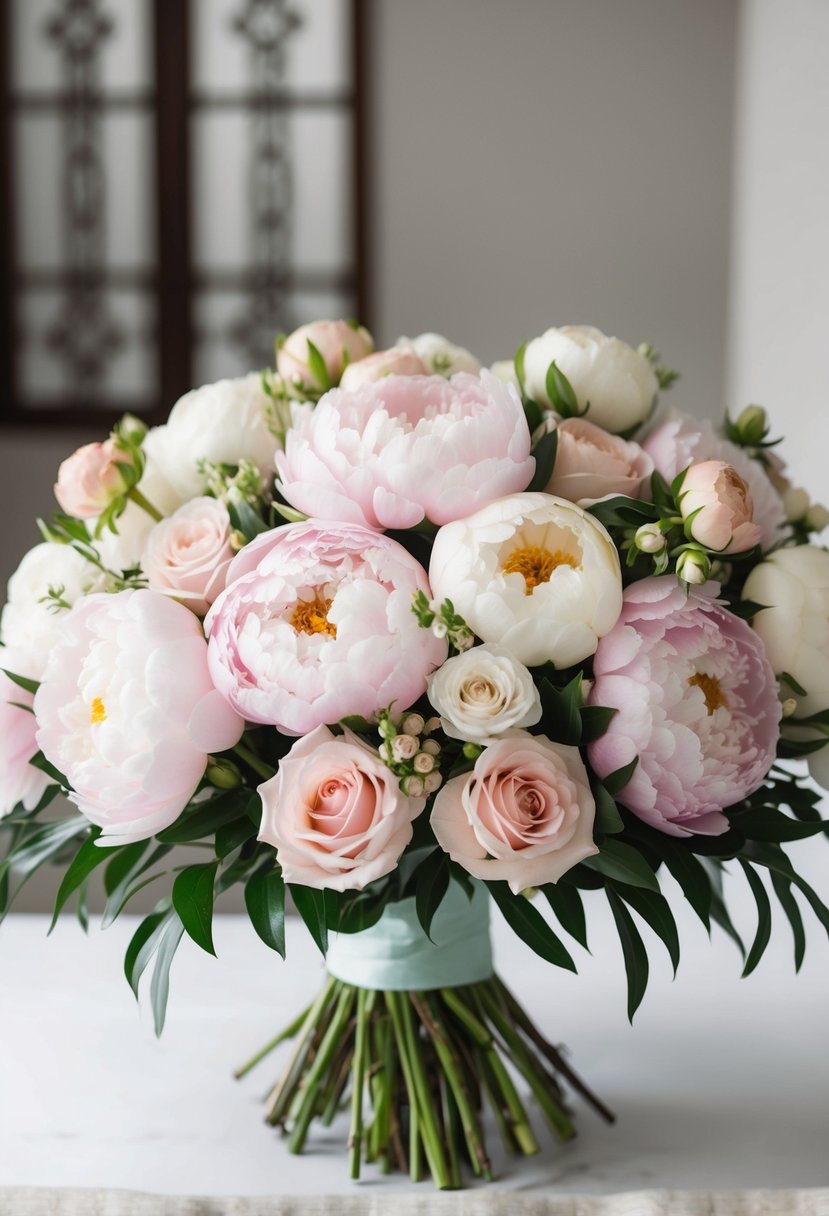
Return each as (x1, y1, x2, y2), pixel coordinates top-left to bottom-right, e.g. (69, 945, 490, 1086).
(326, 880, 494, 991)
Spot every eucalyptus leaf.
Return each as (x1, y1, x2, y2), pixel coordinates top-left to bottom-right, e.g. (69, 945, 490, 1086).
(124, 905, 173, 998)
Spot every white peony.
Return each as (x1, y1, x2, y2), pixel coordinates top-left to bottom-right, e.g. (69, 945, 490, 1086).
(427, 644, 541, 745)
(397, 332, 481, 377)
(742, 545, 829, 789)
(523, 325, 658, 434)
(151, 373, 280, 500)
(0, 543, 108, 678)
(429, 491, 623, 669)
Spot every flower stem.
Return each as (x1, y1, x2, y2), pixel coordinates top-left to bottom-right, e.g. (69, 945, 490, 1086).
(288, 983, 356, 1153)
(127, 486, 164, 521)
(386, 991, 450, 1189)
(231, 742, 276, 781)
(234, 1001, 312, 1078)
(348, 987, 369, 1179)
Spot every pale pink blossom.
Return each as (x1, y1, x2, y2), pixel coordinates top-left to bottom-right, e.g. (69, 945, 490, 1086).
(0, 651, 49, 817)
(143, 496, 235, 616)
(643, 412, 786, 549)
(431, 733, 598, 893)
(339, 347, 428, 390)
(34, 590, 244, 843)
(276, 371, 534, 530)
(588, 577, 781, 837)
(54, 439, 131, 518)
(257, 725, 425, 891)
(545, 417, 654, 504)
(679, 460, 761, 553)
(277, 320, 374, 394)
(205, 521, 447, 736)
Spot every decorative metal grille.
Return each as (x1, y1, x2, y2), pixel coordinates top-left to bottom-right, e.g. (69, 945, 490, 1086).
(0, 0, 367, 427)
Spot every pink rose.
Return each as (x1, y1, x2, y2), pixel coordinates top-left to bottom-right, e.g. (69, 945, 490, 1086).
(276, 371, 534, 530)
(0, 652, 49, 817)
(143, 497, 235, 616)
(643, 412, 786, 549)
(277, 320, 374, 394)
(545, 417, 654, 504)
(339, 347, 428, 391)
(34, 590, 244, 843)
(205, 521, 447, 736)
(679, 460, 762, 553)
(257, 725, 425, 891)
(588, 577, 781, 837)
(431, 733, 598, 894)
(54, 438, 131, 518)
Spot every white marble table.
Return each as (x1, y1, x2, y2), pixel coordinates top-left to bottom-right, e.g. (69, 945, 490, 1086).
(1, 877, 828, 1198)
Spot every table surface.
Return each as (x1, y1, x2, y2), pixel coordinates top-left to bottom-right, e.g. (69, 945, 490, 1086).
(1, 876, 828, 1198)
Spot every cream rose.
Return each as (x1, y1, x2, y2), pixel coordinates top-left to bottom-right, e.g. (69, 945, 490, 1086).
(429, 492, 623, 669)
(257, 725, 425, 891)
(397, 332, 481, 377)
(544, 417, 654, 505)
(431, 733, 598, 893)
(523, 325, 658, 434)
(427, 644, 541, 745)
(143, 497, 235, 616)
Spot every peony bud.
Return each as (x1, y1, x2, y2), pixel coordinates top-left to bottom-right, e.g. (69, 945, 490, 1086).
(733, 405, 769, 446)
(339, 347, 428, 391)
(806, 503, 829, 533)
(634, 523, 667, 554)
(205, 758, 243, 789)
(679, 460, 762, 553)
(676, 548, 710, 585)
(277, 320, 374, 395)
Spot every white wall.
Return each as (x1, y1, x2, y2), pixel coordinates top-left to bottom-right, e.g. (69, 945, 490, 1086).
(727, 0, 829, 502)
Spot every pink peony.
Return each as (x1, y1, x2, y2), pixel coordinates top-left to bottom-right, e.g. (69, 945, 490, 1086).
(545, 417, 654, 504)
(339, 347, 428, 390)
(431, 733, 598, 893)
(588, 577, 781, 837)
(643, 413, 786, 549)
(205, 521, 447, 736)
(275, 371, 534, 530)
(679, 461, 762, 553)
(277, 320, 374, 394)
(54, 438, 131, 518)
(143, 496, 235, 616)
(34, 590, 244, 843)
(0, 652, 49, 817)
(257, 725, 425, 891)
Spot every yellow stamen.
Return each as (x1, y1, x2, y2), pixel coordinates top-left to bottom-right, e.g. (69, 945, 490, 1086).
(688, 672, 727, 715)
(290, 593, 337, 638)
(89, 696, 107, 724)
(501, 545, 580, 595)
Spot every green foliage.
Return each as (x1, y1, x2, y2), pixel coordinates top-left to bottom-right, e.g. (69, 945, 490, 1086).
(245, 863, 286, 956)
(486, 883, 576, 972)
(606, 889, 649, 1021)
(414, 849, 450, 942)
(525, 429, 558, 493)
(172, 862, 219, 956)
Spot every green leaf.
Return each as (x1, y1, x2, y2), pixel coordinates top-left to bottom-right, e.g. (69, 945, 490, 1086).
(607, 889, 649, 1021)
(591, 780, 625, 835)
(104, 841, 150, 896)
(28, 751, 70, 790)
(525, 429, 558, 493)
(414, 849, 450, 942)
(486, 883, 576, 971)
(244, 864, 286, 956)
(227, 498, 269, 542)
(587, 495, 659, 529)
(101, 843, 172, 928)
(538, 673, 583, 746)
(770, 874, 806, 972)
(659, 842, 712, 929)
(214, 817, 256, 860)
(780, 671, 808, 697)
(514, 340, 528, 394)
(290, 884, 337, 956)
(579, 704, 616, 744)
(49, 829, 108, 931)
(541, 881, 588, 949)
(613, 884, 679, 975)
(603, 756, 639, 797)
(545, 361, 580, 417)
(5, 815, 88, 877)
(738, 860, 772, 978)
(707, 874, 746, 959)
(157, 791, 255, 843)
(737, 806, 827, 843)
(338, 887, 392, 933)
(1, 668, 40, 695)
(742, 841, 829, 940)
(305, 338, 331, 391)
(150, 912, 185, 1036)
(583, 838, 660, 892)
(172, 862, 219, 956)
(124, 905, 173, 998)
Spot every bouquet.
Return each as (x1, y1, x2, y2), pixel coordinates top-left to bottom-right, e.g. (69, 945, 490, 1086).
(2, 319, 829, 1190)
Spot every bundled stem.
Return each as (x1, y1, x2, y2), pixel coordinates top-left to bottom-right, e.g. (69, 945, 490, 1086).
(238, 973, 614, 1189)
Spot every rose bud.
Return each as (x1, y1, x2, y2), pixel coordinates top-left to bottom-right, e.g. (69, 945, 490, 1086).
(679, 460, 762, 553)
(54, 438, 133, 519)
(339, 347, 428, 391)
(277, 320, 374, 395)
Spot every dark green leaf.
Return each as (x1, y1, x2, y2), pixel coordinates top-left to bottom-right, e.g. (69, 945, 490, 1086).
(613, 884, 679, 975)
(591, 780, 625, 835)
(770, 874, 806, 972)
(607, 889, 649, 1021)
(244, 864, 286, 956)
(214, 817, 256, 859)
(587, 496, 660, 529)
(780, 671, 808, 697)
(227, 498, 269, 542)
(157, 791, 255, 843)
(583, 838, 660, 892)
(538, 673, 583, 746)
(579, 704, 616, 744)
(5, 815, 88, 877)
(603, 756, 639, 797)
(742, 841, 829, 940)
(545, 361, 579, 417)
(0, 668, 40, 695)
(486, 883, 576, 972)
(415, 849, 450, 942)
(659, 842, 712, 929)
(541, 881, 588, 949)
(124, 906, 173, 998)
(738, 860, 772, 977)
(737, 807, 827, 843)
(338, 888, 391, 934)
(706, 872, 746, 959)
(28, 751, 70, 790)
(172, 862, 219, 956)
(101, 843, 172, 928)
(525, 429, 558, 493)
(514, 340, 527, 394)
(777, 737, 827, 760)
(305, 338, 331, 391)
(290, 884, 337, 956)
(104, 841, 150, 896)
(686, 826, 745, 858)
(49, 829, 108, 931)
(150, 912, 185, 1036)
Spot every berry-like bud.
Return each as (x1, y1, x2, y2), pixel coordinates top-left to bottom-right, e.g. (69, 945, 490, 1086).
(781, 697, 798, 719)
(413, 751, 436, 774)
(733, 404, 769, 446)
(401, 713, 425, 737)
(402, 774, 426, 798)
(676, 548, 710, 586)
(806, 503, 829, 533)
(421, 738, 441, 756)
(391, 734, 418, 762)
(463, 741, 483, 761)
(423, 716, 442, 736)
(424, 771, 443, 794)
(205, 758, 242, 789)
(378, 715, 396, 739)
